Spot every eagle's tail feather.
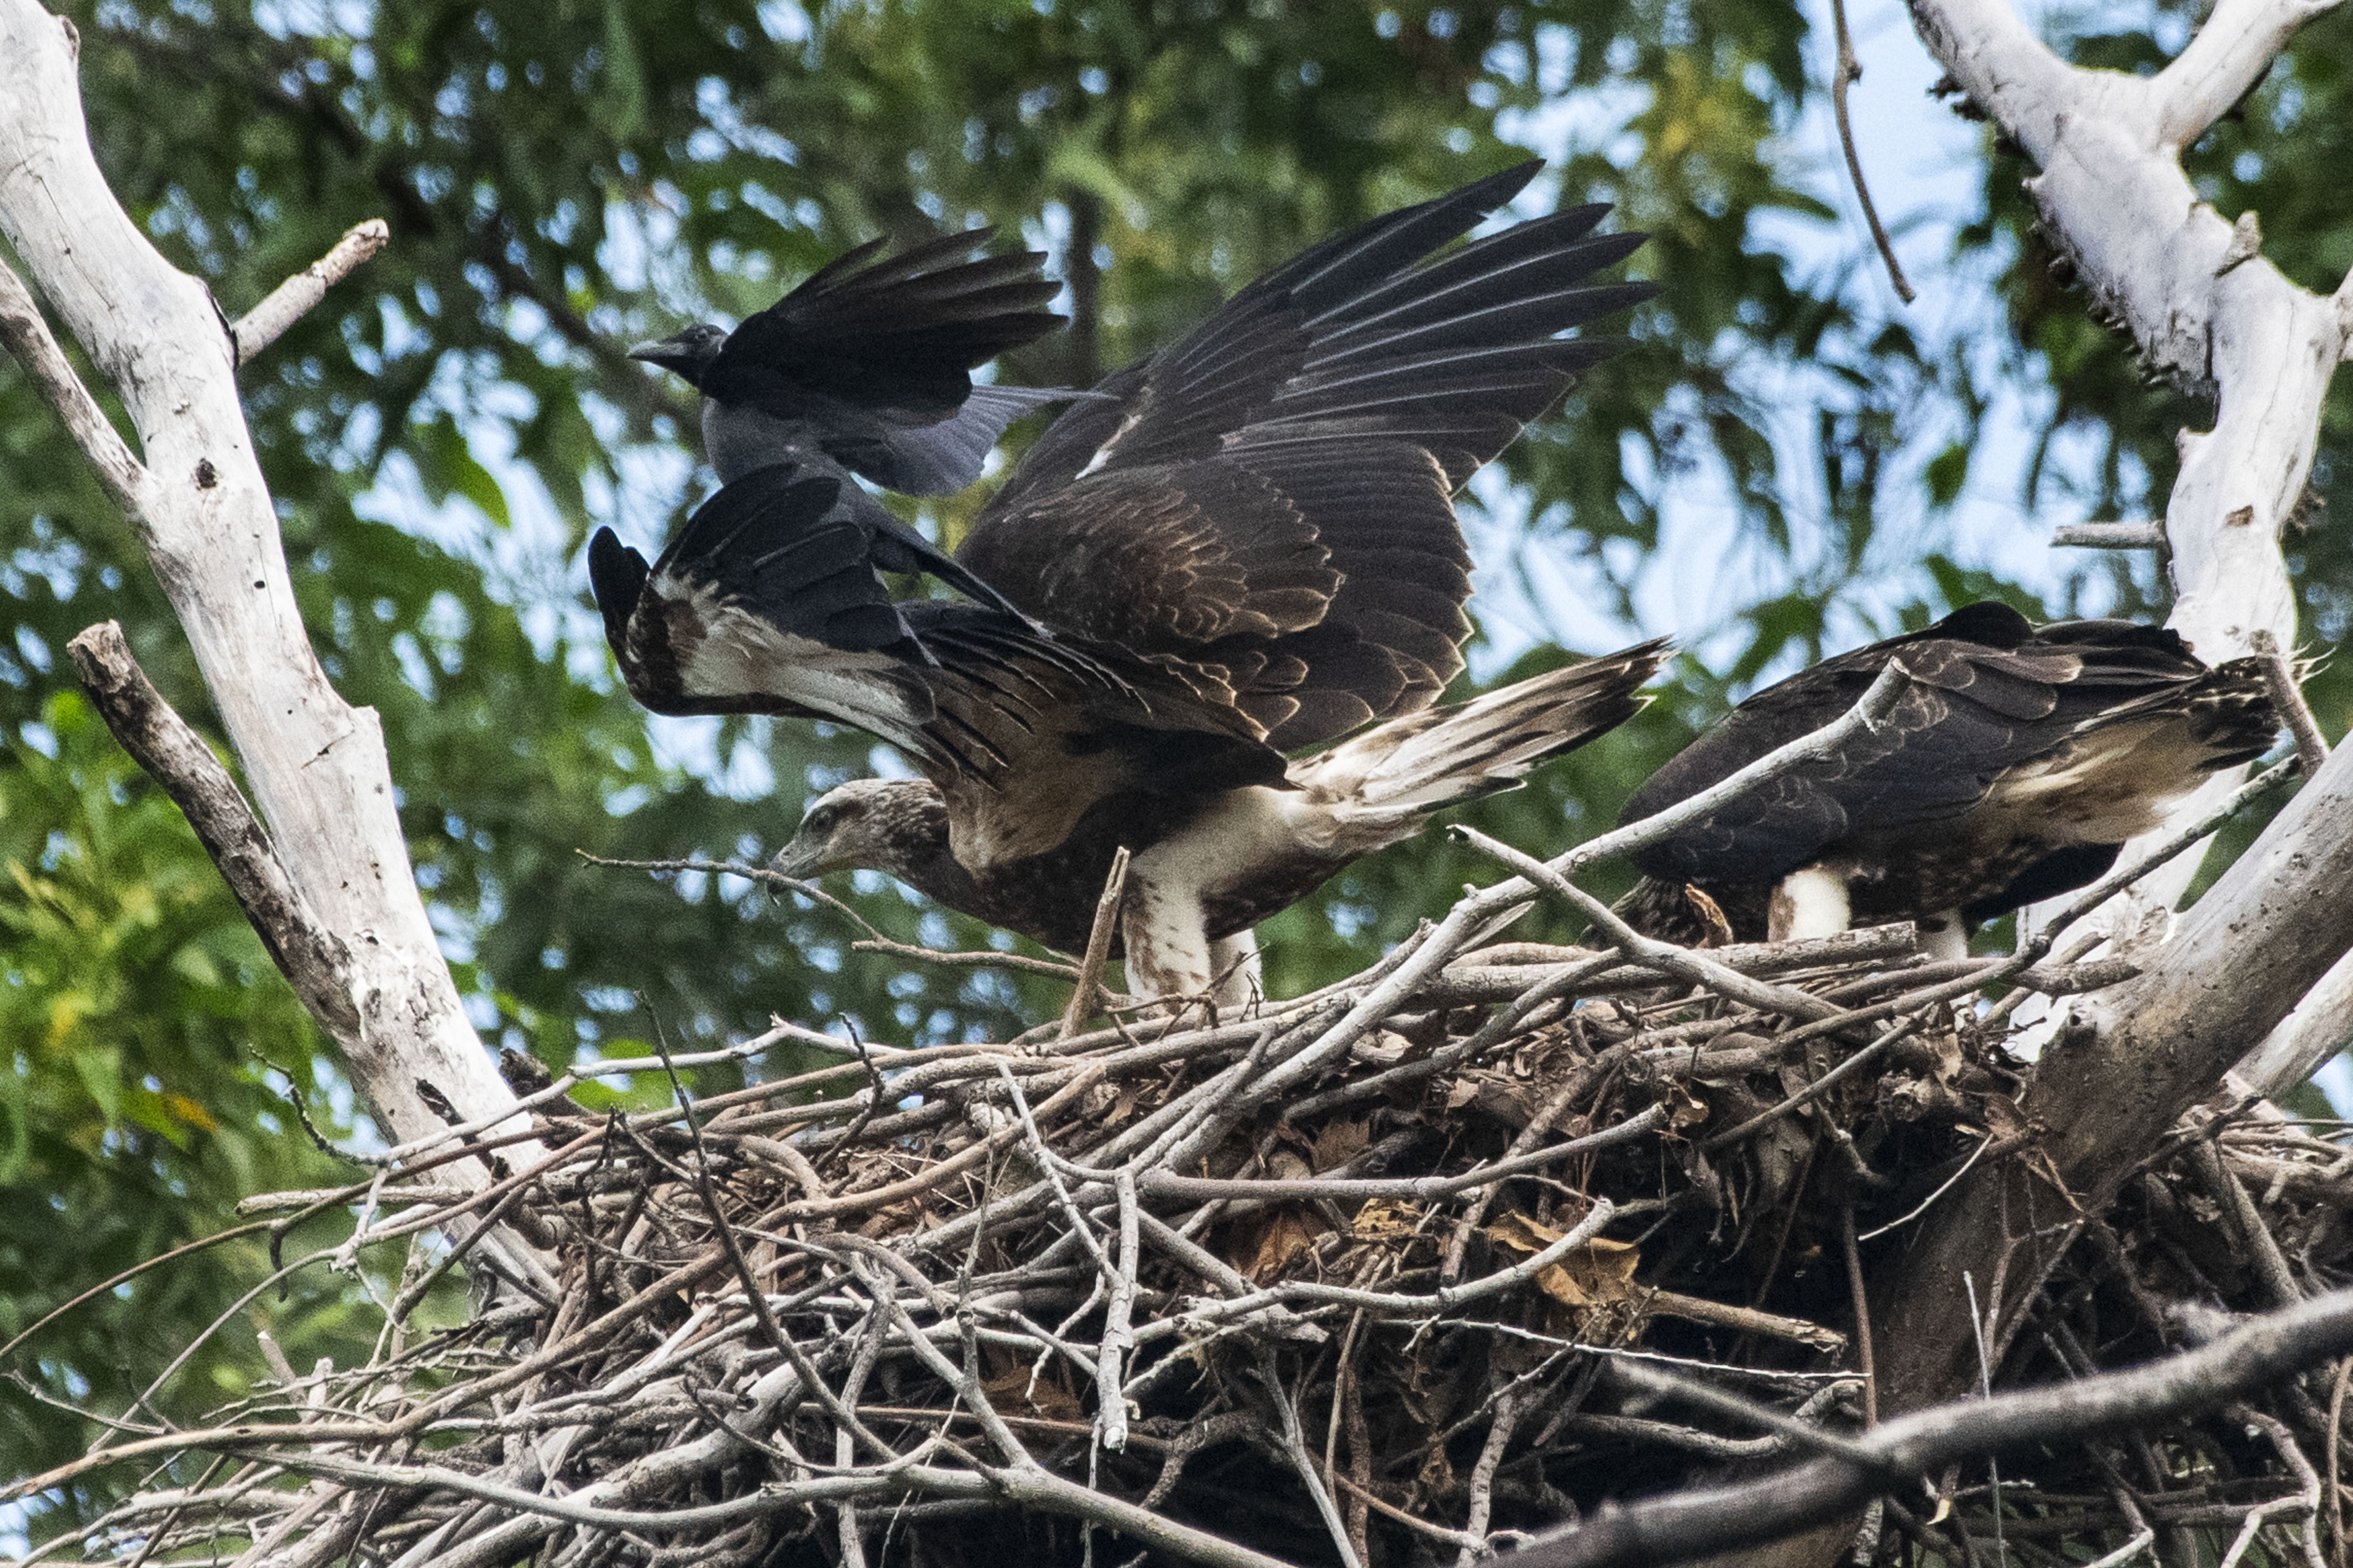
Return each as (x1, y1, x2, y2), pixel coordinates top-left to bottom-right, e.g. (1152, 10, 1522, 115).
(1297, 639, 1667, 819)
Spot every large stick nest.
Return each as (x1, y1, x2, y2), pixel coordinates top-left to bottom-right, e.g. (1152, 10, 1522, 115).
(28, 903, 2353, 1568)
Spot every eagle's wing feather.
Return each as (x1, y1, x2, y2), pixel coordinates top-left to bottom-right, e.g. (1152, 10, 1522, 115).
(589, 463, 1287, 871)
(1622, 605, 2279, 893)
(962, 164, 1653, 751)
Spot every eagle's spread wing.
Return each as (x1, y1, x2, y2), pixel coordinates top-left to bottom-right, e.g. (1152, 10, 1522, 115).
(589, 463, 1285, 868)
(959, 162, 1654, 750)
(1619, 603, 2279, 901)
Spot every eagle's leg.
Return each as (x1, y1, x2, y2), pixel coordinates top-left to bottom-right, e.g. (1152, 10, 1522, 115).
(1767, 865, 1851, 941)
(1918, 910, 1971, 963)
(1117, 878, 1217, 1011)
(1207, 929, 1261, 1010)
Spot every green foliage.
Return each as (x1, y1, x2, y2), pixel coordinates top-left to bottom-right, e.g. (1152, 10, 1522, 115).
(0, 693, 388, 1483)
(3, 0, 2341, 1532)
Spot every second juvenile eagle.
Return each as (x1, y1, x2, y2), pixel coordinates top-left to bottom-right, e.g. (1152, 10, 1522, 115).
(592, 162, 1657, 1001)
(1617, 602, 2280, 957)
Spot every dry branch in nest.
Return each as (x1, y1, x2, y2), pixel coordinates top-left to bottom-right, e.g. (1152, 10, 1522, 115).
(18, 767, 2353, 1568)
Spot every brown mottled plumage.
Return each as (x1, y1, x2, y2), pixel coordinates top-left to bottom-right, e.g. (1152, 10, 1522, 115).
(774, 648, 1666, 993)
(1616, 602, 2281, 953)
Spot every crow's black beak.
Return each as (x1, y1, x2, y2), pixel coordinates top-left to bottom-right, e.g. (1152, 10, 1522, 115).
(626, 335, 697, 372)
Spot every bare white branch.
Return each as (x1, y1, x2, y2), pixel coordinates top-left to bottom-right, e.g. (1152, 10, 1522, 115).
(1912, 0, 2350, 1049)
(0, 251, 144, 508)
(2150, 0, 2348, 151)
(2238, 949, 2353, 1097)
(1510, 1286, 2353, 1568)
(2052, 522, 2166, 549)
(0, 0, 528, 1162)
(230, 217, 389, 365)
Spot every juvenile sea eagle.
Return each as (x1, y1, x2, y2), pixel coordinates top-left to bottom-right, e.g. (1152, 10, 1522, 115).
(770, 647, 1666, 995)
(1616, 602, 2279, 957)
(592, 162, 1656, 1000)
(628, 228, 1092, 493)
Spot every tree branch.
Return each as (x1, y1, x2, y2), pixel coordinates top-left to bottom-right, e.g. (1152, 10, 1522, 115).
(2237, 949, 2353, 1097)
(229, 217, 388, 365)
(1864, 0, 2353, 1480)
(2150, 0, 2347, 150)
(0, 0, 529, 1162)
(66, 622, 363, 1045)
(1828, 0, 1915, 302)
(1880, 736, 2353, 1413)
(0, 251, 144, 510)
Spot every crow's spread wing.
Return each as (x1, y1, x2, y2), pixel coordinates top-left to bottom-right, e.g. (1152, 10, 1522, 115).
(710, 230, 1063, 419)
(960, 164, 1654, 750)
(699, 230, 1081, 493)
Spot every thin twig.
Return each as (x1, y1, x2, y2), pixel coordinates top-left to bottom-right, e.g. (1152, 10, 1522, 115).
(1096, 1170, 1141, 1452)
(2253, 629, 2330, 777)
(1062, 847, 1131, 1040)
(1456, 1386, 1526, 1568)
(1257, 1345, 1363, 1568)
(230, 218, 389, 364)
(1841, 1203, 1878, 1427)
(0, 253, 145, 508)
(1828, 0, 1916, 302)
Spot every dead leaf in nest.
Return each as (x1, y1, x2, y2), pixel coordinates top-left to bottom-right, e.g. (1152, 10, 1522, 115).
(1232, 1205, 1333, 1282)
(1264, 1146, 1314, 1183)
(1351, 1198, 1423, 1241)
(1980, 1097, 2026, 1142)
(1484, 1212, 1640, 1308)
(1312, 1118, 1370, 1172)
(1661, 1081, 1709, 1132)
(1923, 1006, 1965, 1084)
(982, 1355, 1084, 1423)
(1396, 1345, 1462, 1433)
(1416, 1444, 1459, 1502)
(1449, 1069, 1556, 1130)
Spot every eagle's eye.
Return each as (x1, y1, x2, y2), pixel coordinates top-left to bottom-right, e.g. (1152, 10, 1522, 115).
(802, 804, 840, 836)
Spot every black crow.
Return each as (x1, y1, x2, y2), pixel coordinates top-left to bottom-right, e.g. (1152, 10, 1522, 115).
(629, 228, 1091, 492)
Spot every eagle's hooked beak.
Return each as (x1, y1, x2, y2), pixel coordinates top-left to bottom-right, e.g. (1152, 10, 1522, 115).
(767, 833, 829, 883)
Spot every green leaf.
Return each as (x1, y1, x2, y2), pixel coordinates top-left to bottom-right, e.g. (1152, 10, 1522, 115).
(1925, 440, 1971, 509)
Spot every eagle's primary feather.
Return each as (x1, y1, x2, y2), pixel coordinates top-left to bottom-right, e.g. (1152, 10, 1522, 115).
(959, 160, 1655, 752)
